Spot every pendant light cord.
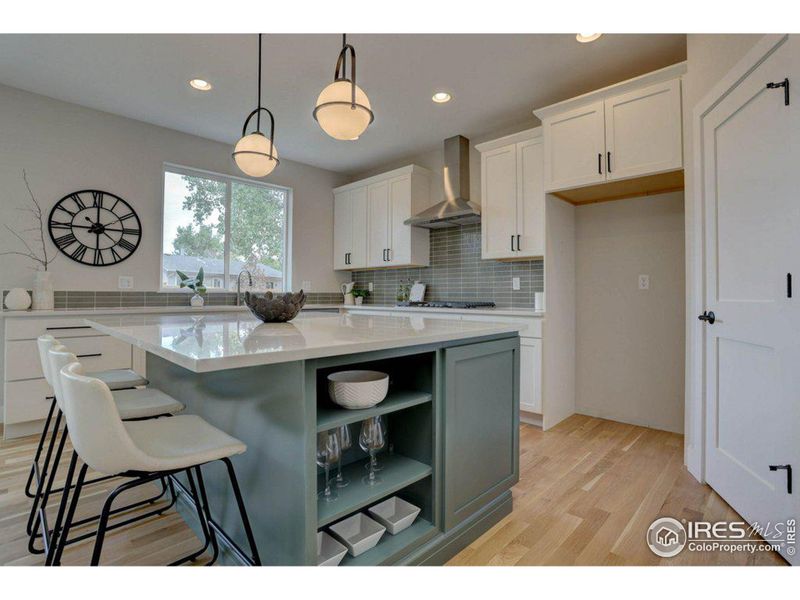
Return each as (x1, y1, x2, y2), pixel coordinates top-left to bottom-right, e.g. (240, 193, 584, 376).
(342, 33, 347, 77)
(257, 33, 262, 133)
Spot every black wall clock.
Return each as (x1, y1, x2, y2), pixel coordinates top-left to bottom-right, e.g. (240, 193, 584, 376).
(48, 190, 142, 267)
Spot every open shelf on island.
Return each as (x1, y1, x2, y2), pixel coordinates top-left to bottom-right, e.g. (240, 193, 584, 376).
(317, 454, 432, 527)
(340, 518, 438, 566)
(316, 390, 432, 432)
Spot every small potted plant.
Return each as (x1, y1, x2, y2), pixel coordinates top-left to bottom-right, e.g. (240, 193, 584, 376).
(352, 288, 370, 306)
(177, 267, 207, 308)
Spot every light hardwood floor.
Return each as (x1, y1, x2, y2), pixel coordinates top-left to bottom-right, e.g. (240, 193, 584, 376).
(0, 416, 786, 566)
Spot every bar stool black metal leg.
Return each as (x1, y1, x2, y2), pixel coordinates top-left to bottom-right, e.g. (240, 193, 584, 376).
(169, 469, 214, 566)
(25, 397, 57, 499)
(51, 462, 89, 566)
(192, 466, 220, 565)
(27, 421, 68, 549)
(26, 410, 63, 536)
(221, 457, 261, 566)
(44, 450, 78, 565)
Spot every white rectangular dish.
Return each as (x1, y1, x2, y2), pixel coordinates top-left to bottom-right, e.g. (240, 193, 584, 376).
(328, 513, 386, 557)
(317, 531, 348, 566)
(367, 496, 421, 535)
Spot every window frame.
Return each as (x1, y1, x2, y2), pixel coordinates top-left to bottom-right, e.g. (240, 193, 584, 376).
(159, 162, 293, 293)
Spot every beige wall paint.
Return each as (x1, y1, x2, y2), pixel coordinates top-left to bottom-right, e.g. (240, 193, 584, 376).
(575, 192, 685, 433)
(0, 84, 349, 293)
(682, 34, 761, 473)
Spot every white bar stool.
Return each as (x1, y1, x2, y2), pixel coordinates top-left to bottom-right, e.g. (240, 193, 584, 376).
(52, 361, 260, 566)
(27, 336, 183, 557)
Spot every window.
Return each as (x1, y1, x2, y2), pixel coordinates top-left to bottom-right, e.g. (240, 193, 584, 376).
(161, 165, 290, 293)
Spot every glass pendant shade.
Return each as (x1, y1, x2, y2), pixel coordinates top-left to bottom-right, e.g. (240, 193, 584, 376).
(314, 80, 373, 141)
(233, 132, 279, 177)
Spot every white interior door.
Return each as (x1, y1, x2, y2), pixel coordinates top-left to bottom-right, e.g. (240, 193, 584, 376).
(333, 190, 351, 270)
(481, 143, 518, 259)
(516, 137, 545, 258)
(703, 36, 799, 565)
(542, 101, 605, 192)
(367, 180, 389, 267)
(349, 186, 368, 268)
(604, 78, 683, 181)
(388, 175, 412, 265)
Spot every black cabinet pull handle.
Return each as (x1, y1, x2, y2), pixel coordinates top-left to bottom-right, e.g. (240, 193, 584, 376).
(607, 151, 612, 173)
(598, 153, 602, 174)
(76, 353, 102, 358)
(46, 325, 91, 331)
(511, 235, 514, 252)
(787, 273, 792, 298)
(766, 78, 790, 106)
(386, 248, 391, 262)
(517, 234, 521, 252)
(769, 464, 792, 494)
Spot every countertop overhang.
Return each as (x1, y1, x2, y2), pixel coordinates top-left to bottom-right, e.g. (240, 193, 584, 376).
(85, 312, 522, 373)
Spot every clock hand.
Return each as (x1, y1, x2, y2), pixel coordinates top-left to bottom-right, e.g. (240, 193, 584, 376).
(70, 223, 123, 232)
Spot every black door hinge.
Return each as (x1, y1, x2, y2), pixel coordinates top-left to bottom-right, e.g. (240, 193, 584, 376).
(766, 78, 790, 106)
(769, 464, 792, 494)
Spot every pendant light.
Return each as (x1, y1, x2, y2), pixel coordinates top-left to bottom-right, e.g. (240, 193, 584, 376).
(233, 34, 279, 177)
(313, 34, 374, 141)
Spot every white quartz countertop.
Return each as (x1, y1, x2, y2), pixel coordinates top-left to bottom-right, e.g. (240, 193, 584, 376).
(341, 304, 545, 318)
(85, 311, 522, 373)
(0, 304, 342, 319)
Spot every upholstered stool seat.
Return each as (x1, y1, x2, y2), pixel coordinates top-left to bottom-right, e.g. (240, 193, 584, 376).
(89, 368, 148, 390)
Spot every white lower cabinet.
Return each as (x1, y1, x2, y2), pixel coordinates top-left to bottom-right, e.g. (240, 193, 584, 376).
(519, 338, 542, 414)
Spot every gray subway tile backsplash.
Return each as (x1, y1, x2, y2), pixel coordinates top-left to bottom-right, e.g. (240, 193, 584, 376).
(351, 224, 544, 309)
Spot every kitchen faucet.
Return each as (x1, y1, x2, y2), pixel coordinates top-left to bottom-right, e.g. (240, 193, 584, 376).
(236, 270, 253, 306)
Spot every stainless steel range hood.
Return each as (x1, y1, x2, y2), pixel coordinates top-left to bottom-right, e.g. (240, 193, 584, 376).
(404, 135, 480, 229)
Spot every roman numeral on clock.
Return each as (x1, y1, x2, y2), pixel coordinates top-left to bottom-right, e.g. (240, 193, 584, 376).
(118, 238, 137, 253)
(94, 248, 105, 265)
(70, 193, 87, 210)
(121, 227, 140, 236)
(54, 232, 77, 249)
(92, 191, 104, 208)
(70, 244, 88, 262)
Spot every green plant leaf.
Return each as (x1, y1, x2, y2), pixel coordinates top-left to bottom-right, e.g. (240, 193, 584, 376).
(176, 270, 188, 281)
(196, 266, 204, 284)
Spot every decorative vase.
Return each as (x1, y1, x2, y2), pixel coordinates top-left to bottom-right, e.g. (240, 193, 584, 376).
(190, 293, 205, 308)
(4, 288, 32, 311)
(355, 296, 363, 305)
(32, 270, 54, 310)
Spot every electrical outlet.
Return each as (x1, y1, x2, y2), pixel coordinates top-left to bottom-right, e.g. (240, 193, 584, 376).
(368, 282, 374, 292)
(301, 280, 312, 291)
(512, 277, 521, 291)
(638, 274, 650, 290)
(118, 276, 133, 289)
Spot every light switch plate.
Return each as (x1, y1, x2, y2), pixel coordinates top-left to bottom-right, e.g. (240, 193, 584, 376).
(118, 276, 133, 289)
(638, 275, 650, 290)
(368, 282, 374, 292)
(512, 277, 521, 291)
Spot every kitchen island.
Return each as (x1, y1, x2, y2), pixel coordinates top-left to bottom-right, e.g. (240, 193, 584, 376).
(85, 311, 521, 566)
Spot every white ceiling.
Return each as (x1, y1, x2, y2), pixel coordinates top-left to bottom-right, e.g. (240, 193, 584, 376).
(0, 34, 686, 175)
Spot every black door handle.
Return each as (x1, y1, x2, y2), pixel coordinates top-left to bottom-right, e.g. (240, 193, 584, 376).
(386, 248, 391, 262)
(598, 153, 602, 174)
(698, 311, 716, 324)
(511, 235, 515, 252)
(769, 464, 792, 494)
(517, 234, 521, 252)
(607, 151, 612, 173)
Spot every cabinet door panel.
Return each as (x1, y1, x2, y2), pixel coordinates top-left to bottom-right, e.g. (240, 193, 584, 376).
(443, 337, 519, 530)
(367, 181, 390, 267)
(519, 338, 542, 414)
(388, 175, 412, 265)
(481, 144, 518, 259)
(349, 186, 368, 269)
(516, 138, 545, 258)
(605, 78, 682, 181)
(333, 190, 351, 270)
(543, 101, 605, 191)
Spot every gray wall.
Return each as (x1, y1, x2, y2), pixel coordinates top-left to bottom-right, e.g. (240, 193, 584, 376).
(351, 224, 543, 308)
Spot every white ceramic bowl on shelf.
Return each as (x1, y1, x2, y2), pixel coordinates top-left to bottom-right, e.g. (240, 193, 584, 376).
(317, 531, 348, 566)
(327, 370, 389, 410)
(367, 496, 421, 535)
(328, 513, 386, 557)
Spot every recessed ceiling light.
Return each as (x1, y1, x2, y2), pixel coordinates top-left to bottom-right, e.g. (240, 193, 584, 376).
(576, 33, 602, 43)
(189, 78, 213, 91)
(432, 92, 452, 103)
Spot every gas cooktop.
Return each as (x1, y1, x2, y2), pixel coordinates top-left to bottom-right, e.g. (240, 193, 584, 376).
(395, 301, 496, 309)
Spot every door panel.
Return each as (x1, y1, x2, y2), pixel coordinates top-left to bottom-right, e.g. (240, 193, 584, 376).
(367, 181, 389, 267)
(604, 79, 683, 181)
(349, 186, 368, 269)
(481, 144, 518, 259)
(516, 138, 545, 258)
(703, 36, 799, 565)
(388, 175, 412, 265)
(333, 190, 351, 270)
(543, 101, 605, 191)
(443, 338, 519, 530)
(519, 338, 542, 414)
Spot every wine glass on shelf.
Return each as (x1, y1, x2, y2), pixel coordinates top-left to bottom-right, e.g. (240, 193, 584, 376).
(316, 430, 341, 502)
(334, 424, 352, 488)
(359, 417, 386, 486)
(364, 415, 387, 471)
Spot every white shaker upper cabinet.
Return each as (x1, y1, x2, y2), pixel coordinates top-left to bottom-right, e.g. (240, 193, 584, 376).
(542, 101, 605, 192)
(387, 175, 412, 265)
(480, 143, 518, 259)
(477, 129, 545, 260)
(604, 78, 682, 181)
(367, 180, 390, 268)
(333, 186, 368, 270)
